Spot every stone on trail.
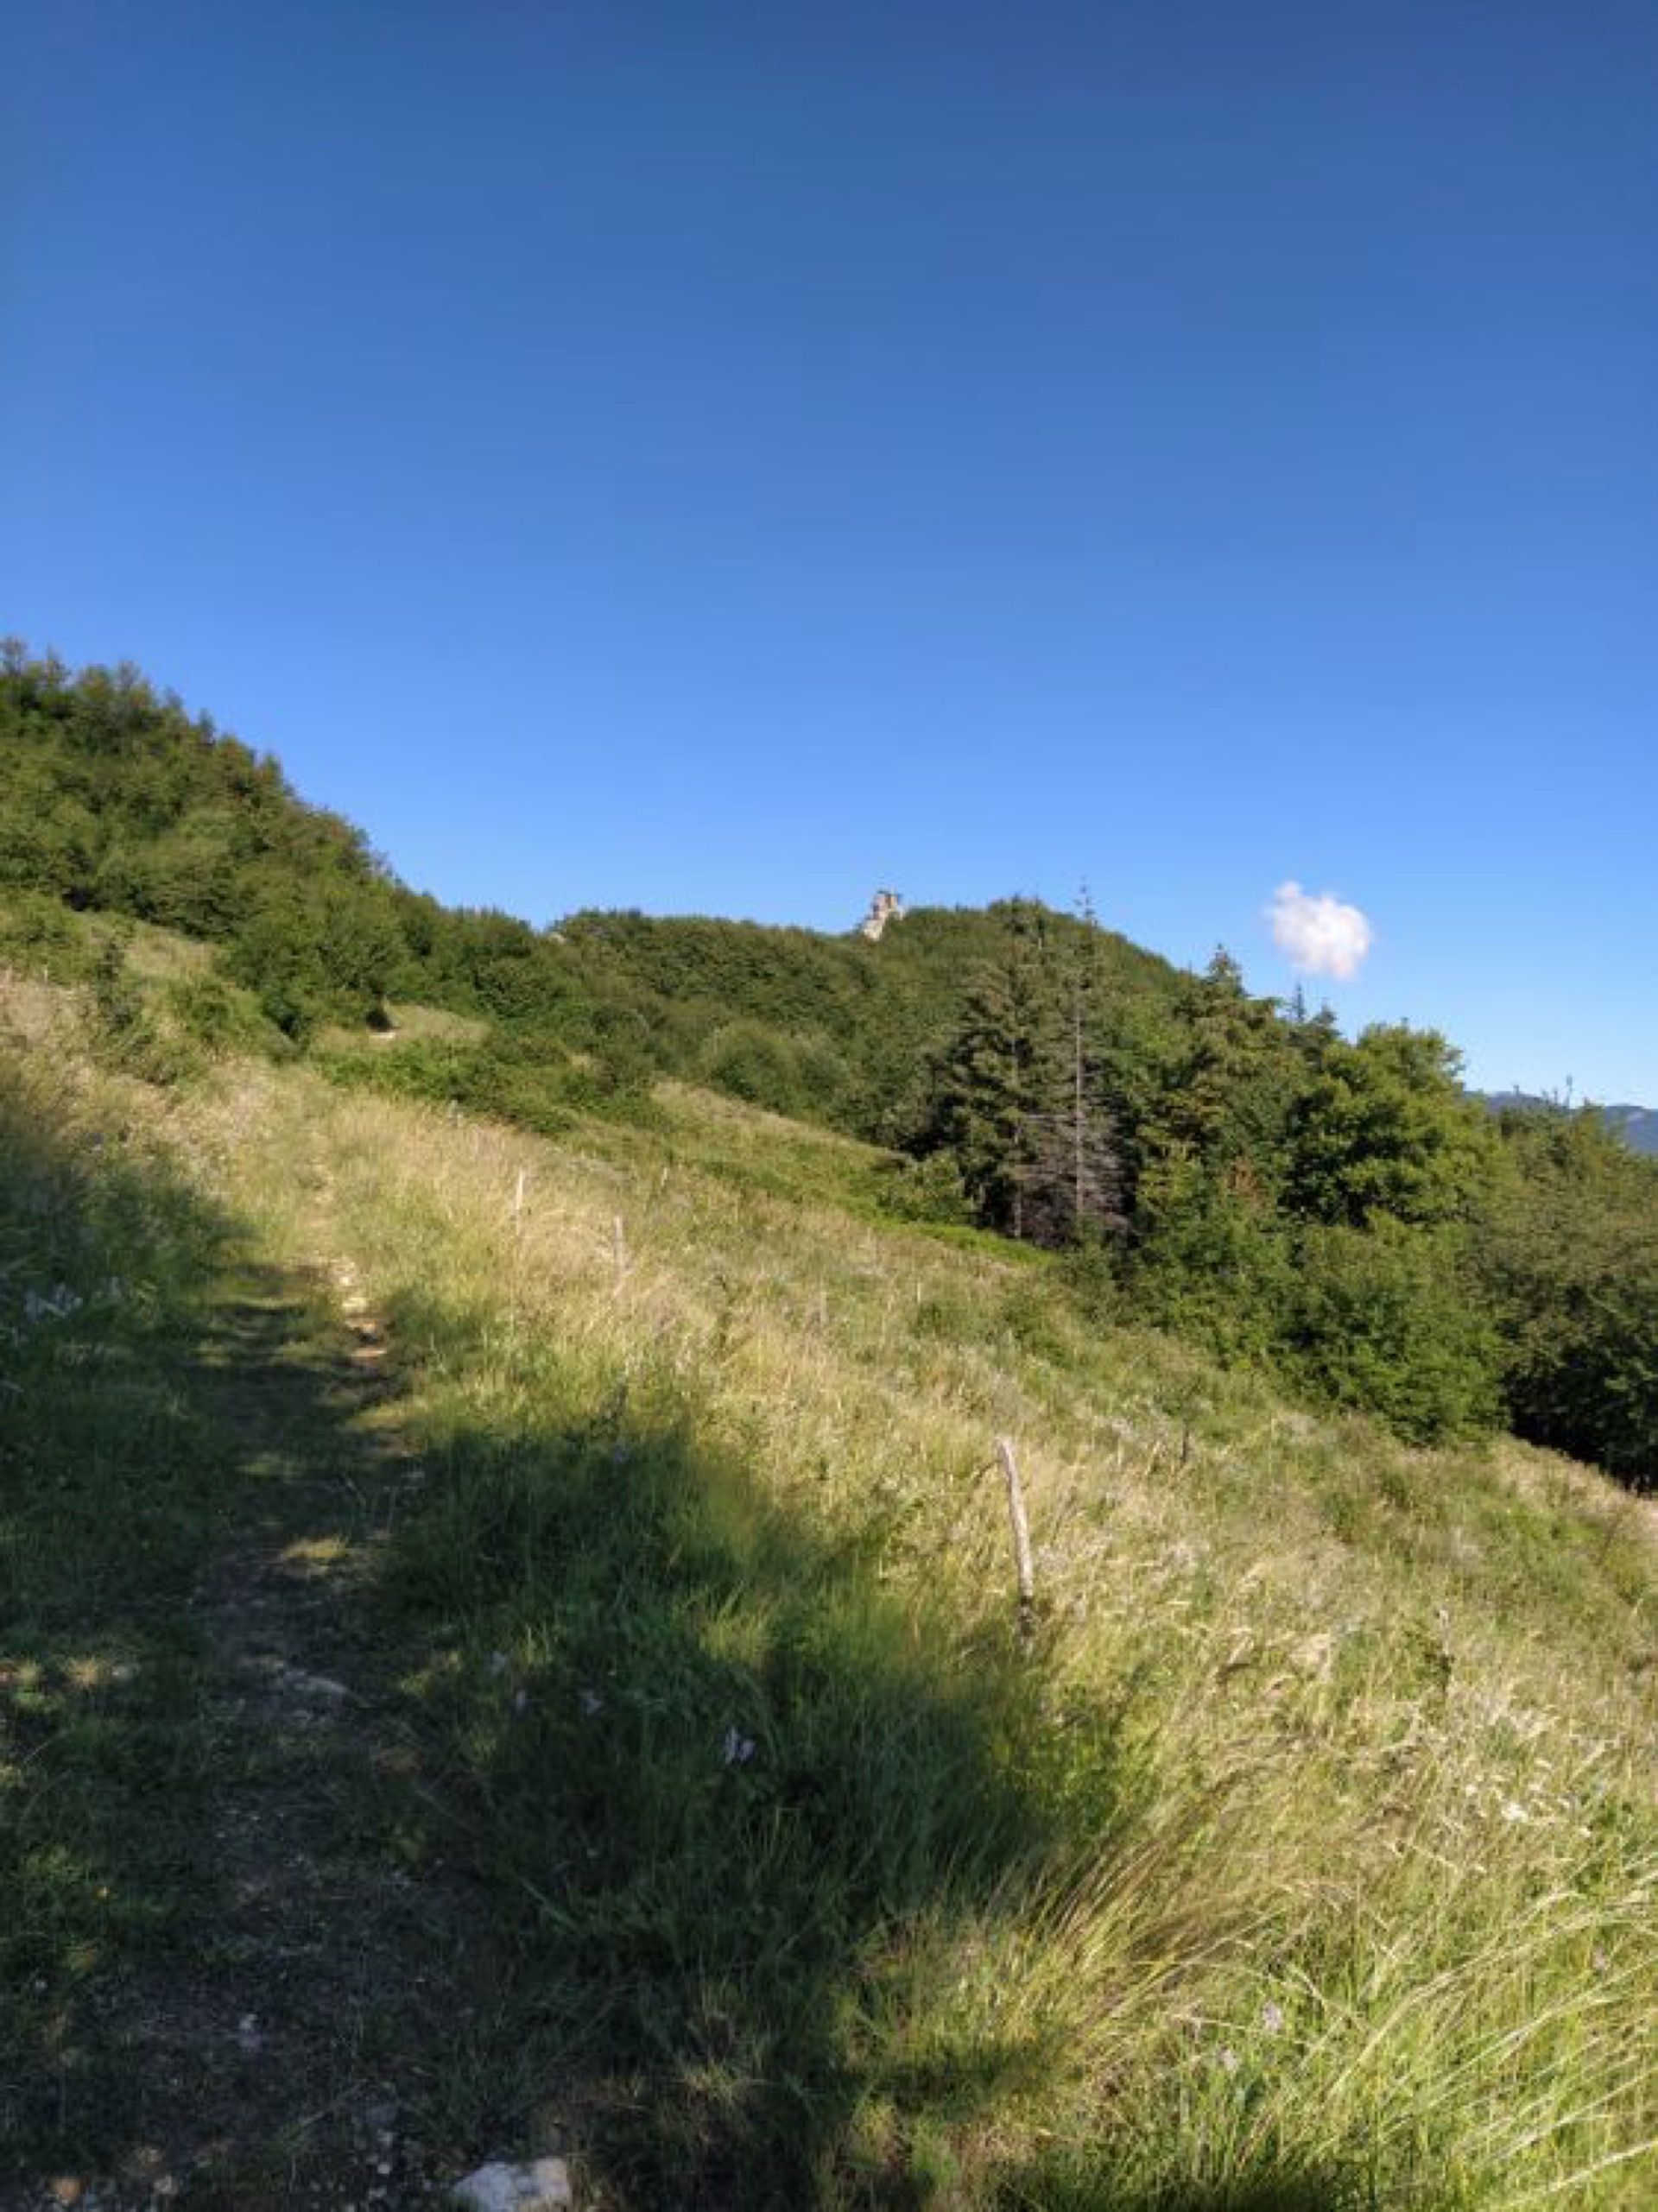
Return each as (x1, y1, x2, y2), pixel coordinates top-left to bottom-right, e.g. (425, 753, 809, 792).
(276, 1661, 351, 1704)
(451, 2158, 573, 2211)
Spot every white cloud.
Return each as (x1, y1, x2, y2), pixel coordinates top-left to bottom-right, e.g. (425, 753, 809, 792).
(1267, 881, 1373, 981)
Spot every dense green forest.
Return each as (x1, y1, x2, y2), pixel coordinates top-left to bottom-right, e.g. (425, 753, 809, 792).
(4, 643, 1656, 1485)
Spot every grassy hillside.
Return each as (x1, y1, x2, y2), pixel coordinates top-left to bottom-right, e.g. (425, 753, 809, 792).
(12, 648, 1658, 1493)
(3, 956, 1653, 2208)
(0, 646, 1178, 1141)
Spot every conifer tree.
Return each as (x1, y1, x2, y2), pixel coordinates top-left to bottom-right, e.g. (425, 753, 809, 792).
(933, 901, 1123, 1248)
(1139, 948, 1305, 1209)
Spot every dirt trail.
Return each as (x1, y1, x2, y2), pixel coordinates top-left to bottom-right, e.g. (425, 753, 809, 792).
(14, 1254, 485, 2212)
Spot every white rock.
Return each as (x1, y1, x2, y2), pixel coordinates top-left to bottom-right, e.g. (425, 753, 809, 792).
(279, 1665, 351, 1704)
(451, 2158, 573, 2211)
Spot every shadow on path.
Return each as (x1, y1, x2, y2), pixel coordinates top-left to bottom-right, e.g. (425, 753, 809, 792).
(0, 1073, 479, 2208)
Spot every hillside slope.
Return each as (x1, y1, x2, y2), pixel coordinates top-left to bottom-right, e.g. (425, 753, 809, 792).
(10, 649, 1658, 1497)
(3, 964, 1653, 2209)
(0, 646, 1178, 1143)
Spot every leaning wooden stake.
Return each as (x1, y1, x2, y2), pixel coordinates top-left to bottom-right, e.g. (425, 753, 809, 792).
(997, 1436, 1035, 1634)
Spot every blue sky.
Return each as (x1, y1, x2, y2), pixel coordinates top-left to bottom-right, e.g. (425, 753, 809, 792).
(3, 3, 1655, 1099)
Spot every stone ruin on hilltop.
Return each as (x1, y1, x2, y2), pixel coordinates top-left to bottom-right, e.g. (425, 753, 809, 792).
(859, 889, 905, 941)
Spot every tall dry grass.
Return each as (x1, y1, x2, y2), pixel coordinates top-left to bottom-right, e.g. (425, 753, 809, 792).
(143, 1051, 1658, 2207)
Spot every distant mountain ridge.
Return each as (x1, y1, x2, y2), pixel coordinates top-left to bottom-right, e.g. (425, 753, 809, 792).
(1604, 1105, 1658, 1156)
(1481, 1091, 1658, 1157)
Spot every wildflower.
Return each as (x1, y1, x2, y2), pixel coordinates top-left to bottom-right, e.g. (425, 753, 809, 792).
(1218, 2046, 1240, 2076)
(722, 1727, 756, 1766)
(1260, 2000, 1285, 2034)
(1500, 1799, 1529, 1824)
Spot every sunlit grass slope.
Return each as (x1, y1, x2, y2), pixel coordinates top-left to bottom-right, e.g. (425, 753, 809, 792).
(193, 1049, 1655, 2207)
(4, 964, 1655, 2208)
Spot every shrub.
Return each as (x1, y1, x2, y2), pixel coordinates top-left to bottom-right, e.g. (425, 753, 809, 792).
(317, 1028, 657, 1136)
(699, 1021, 807, 1116)
(165, 970, 285, 1059)
(85, 942, 199, 1086)
(1133, 1169, 1294, 1369)
(1474, 1117, 1658, 1488)
(0, 892, 99, 986)
(1284, 1221, 1503, 1444)
(876, 1149, 976, 1228)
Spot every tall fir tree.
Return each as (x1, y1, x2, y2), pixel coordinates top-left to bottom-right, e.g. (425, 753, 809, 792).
(933, 901, 1123, 1248)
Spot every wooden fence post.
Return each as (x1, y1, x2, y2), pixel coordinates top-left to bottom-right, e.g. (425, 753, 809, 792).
(997, 1436, 1035, 1635)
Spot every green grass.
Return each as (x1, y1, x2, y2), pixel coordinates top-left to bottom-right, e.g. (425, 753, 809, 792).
(0, 980, 503, 2198)
(314, 997, 493, 1051)
(3, 961, 1655, 2207)
(201, 1061, 1655, 2207)
(0, 989, 238, 2161)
